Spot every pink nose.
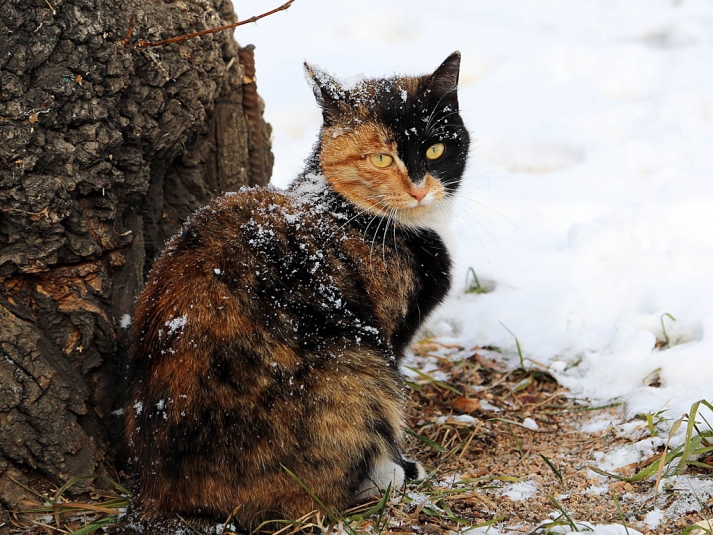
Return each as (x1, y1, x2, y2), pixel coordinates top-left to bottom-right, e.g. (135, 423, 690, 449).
(410, 186, 429, 202)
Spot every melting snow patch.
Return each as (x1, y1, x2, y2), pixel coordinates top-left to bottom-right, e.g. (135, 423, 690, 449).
(437, 414, 478, 426)
(208, 523, 238, 535)
(580, 414, 616, 434)
(437, 473, 466, 487)
(535, 522, 641, 534)
(479, 400, 501, 413)
(644, 508, 664, 530)
(590, 437, 663, 474)
(460, 526, 505, 534)
(405, 491, 442, 512)
(522, 417, 539, 430)
(657, 475, 713, 522)
(585, 484, 609, 496)
(501, 480, 538, 501)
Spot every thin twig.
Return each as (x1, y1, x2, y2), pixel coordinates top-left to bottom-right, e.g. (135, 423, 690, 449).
(121, 16, 135, 47)
(458, 421, 482, 461)
(133, 0, 294, 48)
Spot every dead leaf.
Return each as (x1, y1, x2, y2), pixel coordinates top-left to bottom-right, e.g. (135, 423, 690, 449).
(451, 396, 481, 413)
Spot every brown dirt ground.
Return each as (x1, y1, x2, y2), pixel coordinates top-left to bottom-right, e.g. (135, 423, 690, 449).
(7, 340, 712, 535)
(391, 340, 713, 535)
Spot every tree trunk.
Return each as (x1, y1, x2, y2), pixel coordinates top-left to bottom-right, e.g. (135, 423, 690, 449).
(0, 0, 273, 526)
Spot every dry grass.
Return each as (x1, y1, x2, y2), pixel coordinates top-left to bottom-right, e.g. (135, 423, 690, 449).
(398, 339, 713, 535)
(7, 340, 713, 535)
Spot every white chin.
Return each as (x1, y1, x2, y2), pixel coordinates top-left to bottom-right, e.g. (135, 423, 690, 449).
(393, 199, 452, 237)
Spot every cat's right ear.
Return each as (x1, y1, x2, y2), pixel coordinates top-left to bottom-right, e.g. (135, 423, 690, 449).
(304, 62, 344, 125)
(427, 51, 462, 103)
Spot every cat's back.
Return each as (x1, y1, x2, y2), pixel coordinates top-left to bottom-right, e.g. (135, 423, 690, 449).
(130, 185, 335, 372)
(128, 182, 416, 402)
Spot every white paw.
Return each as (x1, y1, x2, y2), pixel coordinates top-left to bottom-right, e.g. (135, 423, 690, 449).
(356, 453, 405, 499)
(406, 458, 427, 481)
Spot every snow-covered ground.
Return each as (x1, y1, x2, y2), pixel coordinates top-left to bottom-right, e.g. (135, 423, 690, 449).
(234, 0, 713, 519)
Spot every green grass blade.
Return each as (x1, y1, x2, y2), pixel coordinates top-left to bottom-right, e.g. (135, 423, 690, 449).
(499, 322, 526, 370)
(405, 366, 463, 395)
(282, 465, 341, 524)
(590, 445, 685, 484)
(405, 428, 448, 453)
(611, 491, 630, 535)
(461, 516, 505, 532)
(659, 313, 676, 347)
(679, 522, 713, 535)
(540, 454, 563, 482)
(547, 495, 577, 531)
(646, 412, 657, 438)
(68, 516, 119, 535)
(680, 401, 701, 475)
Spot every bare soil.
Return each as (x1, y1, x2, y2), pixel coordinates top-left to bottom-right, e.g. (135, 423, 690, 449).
(394, 340, 712, 535)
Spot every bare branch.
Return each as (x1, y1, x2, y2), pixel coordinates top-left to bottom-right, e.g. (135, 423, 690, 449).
(128, 0, 294, 49)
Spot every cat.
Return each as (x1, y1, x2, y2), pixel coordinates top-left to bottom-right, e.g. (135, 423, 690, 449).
(124, 51, 470, 532)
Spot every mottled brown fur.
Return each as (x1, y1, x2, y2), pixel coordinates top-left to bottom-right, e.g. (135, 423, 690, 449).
(125, 52, 469, 532)
(128, 191, 416, 529)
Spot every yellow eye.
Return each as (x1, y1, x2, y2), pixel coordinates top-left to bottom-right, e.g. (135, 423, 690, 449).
(369, 153, 393, 168)
(426, 142, 445, 160)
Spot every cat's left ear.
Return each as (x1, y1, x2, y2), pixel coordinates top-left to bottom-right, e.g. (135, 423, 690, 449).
(304, 62, 344, 125)
(428, 51, 461, 102)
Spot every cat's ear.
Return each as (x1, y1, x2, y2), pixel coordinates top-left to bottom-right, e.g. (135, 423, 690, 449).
(427, 51, 461, 101)
(304, 62, 344, 125)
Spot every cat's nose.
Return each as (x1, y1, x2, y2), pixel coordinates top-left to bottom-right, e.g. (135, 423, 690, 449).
(409, 186, 429, 202)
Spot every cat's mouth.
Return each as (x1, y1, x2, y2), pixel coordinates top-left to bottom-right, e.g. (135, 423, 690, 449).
(403, 175, 446, 209)
(388, 195, 450, 229)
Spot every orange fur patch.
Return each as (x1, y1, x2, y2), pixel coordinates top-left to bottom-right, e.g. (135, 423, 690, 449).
(320, 121, 447, 227)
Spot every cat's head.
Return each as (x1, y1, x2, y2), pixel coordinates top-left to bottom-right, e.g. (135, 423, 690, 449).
(305, 52, 469, 229)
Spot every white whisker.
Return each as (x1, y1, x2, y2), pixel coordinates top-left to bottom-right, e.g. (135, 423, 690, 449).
(424, 88, 458, 133)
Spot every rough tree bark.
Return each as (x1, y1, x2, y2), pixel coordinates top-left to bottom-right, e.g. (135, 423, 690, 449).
(0, 0, 273, 527)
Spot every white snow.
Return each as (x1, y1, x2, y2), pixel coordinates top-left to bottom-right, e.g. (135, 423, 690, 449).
(437, 414, 479, 426)
(501, 480, 538, 501)
(165, 314, 188, 335)
(521, 417, 539, 431)
(590, 437, 664, 474)
(539, 524, 642, 535)
(479, 400, 501, 413)
(644, 508, 664, 530)
(119, 314, 131, 329)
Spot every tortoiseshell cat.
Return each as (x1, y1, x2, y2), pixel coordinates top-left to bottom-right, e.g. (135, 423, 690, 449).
(125, 52, 469, 531)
